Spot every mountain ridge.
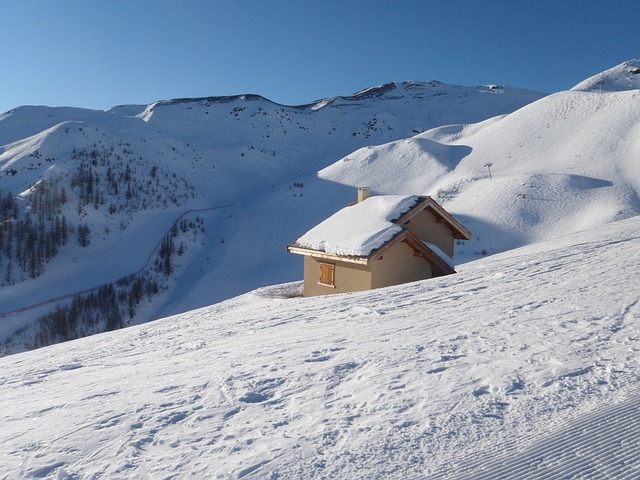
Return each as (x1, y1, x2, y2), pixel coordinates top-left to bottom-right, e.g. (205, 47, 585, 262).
(571, 59, 640, 92)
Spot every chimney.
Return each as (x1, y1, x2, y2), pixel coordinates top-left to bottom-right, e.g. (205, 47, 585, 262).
(357, 186, 371, 203)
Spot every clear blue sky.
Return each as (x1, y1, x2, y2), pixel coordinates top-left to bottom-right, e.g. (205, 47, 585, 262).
(2, 0, 639, 113)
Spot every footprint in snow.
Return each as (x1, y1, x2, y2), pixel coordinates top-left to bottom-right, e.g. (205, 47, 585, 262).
(473, 386, 491, 397)
(427, 366, 447, 374)
(239, 391, 272, 404)
(304, 351, 332, 363)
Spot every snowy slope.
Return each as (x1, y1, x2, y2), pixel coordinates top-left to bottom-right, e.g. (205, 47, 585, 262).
(1, 214, 639, 479)
(319, 66, 640, 264)
(3, 60, 640, 356)
(0, 81, 545, 350)
(200, 61, 640, 323)
(571, 59, 640, 92)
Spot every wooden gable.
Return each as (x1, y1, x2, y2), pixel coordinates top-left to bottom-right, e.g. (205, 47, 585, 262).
(396, 197, 472, 240)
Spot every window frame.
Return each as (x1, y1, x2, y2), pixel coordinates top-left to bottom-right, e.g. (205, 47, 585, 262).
(318, 262, 336, 287)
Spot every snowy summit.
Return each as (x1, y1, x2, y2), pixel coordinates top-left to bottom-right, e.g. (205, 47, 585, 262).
(571, 59, 640, 92)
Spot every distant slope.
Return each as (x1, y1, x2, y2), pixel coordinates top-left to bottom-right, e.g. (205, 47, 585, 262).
(571, 58, 640, 92)
(0, 81, 545, 351)
(319, 64, 640, 263)
(1, 212, 639, 479)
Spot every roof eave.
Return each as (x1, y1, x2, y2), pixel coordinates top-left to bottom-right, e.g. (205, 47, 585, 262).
(286, 244, 370, 265)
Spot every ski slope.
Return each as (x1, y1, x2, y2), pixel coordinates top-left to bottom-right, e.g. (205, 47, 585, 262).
(1, 214, 639, 479)
(448, 394, 640, 479)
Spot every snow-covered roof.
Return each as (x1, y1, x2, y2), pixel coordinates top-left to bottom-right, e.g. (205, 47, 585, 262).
(295, 195, 420, 257)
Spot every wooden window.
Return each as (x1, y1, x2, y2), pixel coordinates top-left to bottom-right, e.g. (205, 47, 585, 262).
(318, 262, 335, 287)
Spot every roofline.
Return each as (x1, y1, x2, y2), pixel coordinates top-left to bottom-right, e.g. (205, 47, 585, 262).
(287, 228, 408, 265)
(288, 230, 456, 275)
(399, 231, 456, 275)
(396, 196, 472, 240)
(286, 195, 471, 265)
(286, 244, 369, 264)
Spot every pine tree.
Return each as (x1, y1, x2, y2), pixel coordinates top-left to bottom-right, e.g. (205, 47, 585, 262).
(61, 216, 68, 245)
(78, 223, 91, 247)
(163, 246, 173, 276)
(4, 260, 12, 284)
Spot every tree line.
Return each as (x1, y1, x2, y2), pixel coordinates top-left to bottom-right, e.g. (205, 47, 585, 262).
(0, 182, 90, 284)
(2, 216, 204, 352)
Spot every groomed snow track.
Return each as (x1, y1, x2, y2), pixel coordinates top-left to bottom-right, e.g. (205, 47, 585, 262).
(443, 393, 640, 479)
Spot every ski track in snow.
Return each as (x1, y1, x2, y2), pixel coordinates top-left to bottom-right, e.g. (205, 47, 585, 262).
(1, 216, 639, 479)
(443, 393, 640, 479)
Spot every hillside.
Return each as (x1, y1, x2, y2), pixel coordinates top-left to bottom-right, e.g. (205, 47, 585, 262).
(1, 213, 639, 479)
(2, 59, 640, 357)
(571, 58, 640, 92)
(319, 62, 640, 263)
(0, 81, 544, 352)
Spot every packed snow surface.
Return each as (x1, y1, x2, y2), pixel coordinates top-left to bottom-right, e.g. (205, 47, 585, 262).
(1, 215, 640, 479)
(294, 195, 419, 256)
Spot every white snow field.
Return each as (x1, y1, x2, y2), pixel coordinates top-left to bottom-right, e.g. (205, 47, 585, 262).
(2, 59, 640, 478)
(319, 61, 640, 267)
(0, 80, 545, 348)
(1, 214, 639, 479)
(168, 64, 640, 322)
(2, 60, 639, 353)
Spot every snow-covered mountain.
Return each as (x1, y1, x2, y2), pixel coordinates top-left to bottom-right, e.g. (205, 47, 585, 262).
(320, 62, 640, 262)
(0, 81, 544, 351)
(2, 59, 640, 479)
(2, 59, 640, 357)
(571, 58, 640, 92)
